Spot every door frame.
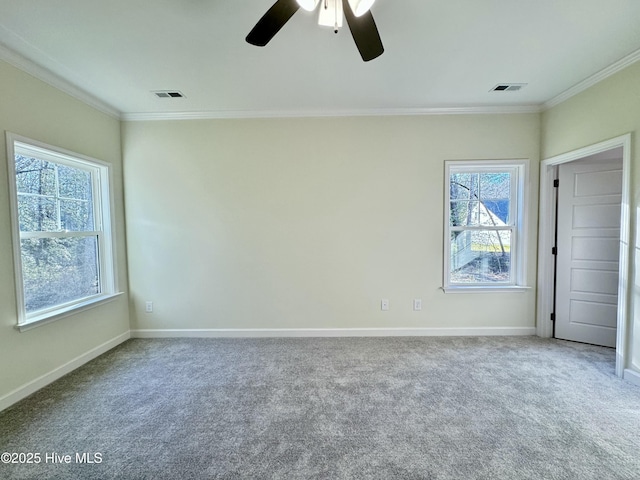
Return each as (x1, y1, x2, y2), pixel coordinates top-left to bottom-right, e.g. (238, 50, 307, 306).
(536, 134, 631, 377)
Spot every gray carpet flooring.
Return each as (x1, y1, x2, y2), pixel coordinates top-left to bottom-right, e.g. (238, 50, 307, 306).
(1, 336, 639, 479)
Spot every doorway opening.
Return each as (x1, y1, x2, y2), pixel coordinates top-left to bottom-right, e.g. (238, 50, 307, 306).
(537, 134, 631, 376)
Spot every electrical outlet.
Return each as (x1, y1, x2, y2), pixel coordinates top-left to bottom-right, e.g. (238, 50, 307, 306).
(413, 299, 422, 311)
(145, 301, 153, 313)
(381, 299, 389, 311)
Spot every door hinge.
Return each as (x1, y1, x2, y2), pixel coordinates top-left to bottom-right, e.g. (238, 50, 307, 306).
(552, 246, 557, 255)
(553, 179, 559, 187)
(550, 313, 556, 322)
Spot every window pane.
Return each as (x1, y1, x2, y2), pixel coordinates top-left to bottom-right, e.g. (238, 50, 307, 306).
(15, 156, 56, 196)
(479, 172, 510, 200)
(482, 200, 510, 224)
(58, 164, 93, 201)
(450, 201, 479, 226)
(450, 172, 480, 200)
(450, 173, 472, 200)
(450, 230, 511, 283)
(17, 195, 58, 232)
(60, 199, 94, 231)
(21, 236, 100, 313)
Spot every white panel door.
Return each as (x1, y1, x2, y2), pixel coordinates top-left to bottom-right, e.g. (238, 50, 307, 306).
(555, 157, 623, 347)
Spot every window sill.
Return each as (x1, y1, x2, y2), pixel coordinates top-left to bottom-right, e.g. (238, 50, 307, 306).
(441, 286, 531, 294)
(15, 292, 124, 332)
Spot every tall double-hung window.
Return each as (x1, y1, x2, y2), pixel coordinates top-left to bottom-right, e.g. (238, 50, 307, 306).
(444, 160, 528, 292)
(6, 133, 118, 329)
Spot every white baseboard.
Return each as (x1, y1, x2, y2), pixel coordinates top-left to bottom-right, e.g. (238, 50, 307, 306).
(131, 327, 536, 339)
(0, 331, 130, 413)
(623, 368, 640, 387)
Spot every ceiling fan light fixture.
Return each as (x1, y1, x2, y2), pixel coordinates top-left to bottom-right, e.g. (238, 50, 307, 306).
(318, 0, 343, 29)
(296, 0, 320, 11)
(246, 0, 384, 62)
(347, 0, 375, 16)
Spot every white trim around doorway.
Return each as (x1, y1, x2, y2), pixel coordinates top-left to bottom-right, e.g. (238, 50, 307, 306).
(536, 134, 631, 377)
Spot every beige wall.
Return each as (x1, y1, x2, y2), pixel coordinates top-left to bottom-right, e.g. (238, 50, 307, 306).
(0, 60, 130, 401)
(541, 61, 640, 374)
(123, 114, 540, 332)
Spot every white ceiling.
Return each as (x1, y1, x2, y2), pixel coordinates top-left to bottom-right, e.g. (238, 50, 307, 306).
(1, 0, 640, 119)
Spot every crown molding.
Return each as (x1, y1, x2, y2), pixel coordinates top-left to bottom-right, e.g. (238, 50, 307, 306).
(0, 44, 540, 121)
(0, 42, 121, 119)
(4, 33, 637, 121)
(121, 104, 542, 122)
(543, 47, 640, 110)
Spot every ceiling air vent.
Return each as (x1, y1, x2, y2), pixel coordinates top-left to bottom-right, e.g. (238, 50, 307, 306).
(491, 83, 527, 92)
(152, 90, 185, 98)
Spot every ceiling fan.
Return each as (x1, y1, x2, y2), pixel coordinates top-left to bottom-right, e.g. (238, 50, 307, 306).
(246, 0, 384, 62)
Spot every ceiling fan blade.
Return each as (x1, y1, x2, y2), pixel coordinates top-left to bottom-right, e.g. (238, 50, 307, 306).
(246, 0, 301, 47)
(342, 0, 384, 62)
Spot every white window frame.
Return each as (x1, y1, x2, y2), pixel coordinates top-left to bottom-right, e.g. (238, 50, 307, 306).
(6, 132, 120, 330)
(443, 159, 529, 293)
